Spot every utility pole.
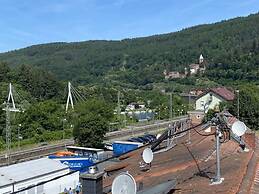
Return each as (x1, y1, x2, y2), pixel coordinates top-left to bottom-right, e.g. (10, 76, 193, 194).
(62, 119, 67, 140)
(210, 126, 224, 185)
(188, 92, 191, 110)
(5, 102, 11, 165)
(4, 83, 21, 165)
(117, 91, 121, 120)
(169, 93, 173, 120)
(236, 90, 240, 119)
(18, 124, 22, 150)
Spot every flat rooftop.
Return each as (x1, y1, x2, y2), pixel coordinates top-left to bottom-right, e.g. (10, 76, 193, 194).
(0, 157, 68, 188)
(102, 126, 255, 193)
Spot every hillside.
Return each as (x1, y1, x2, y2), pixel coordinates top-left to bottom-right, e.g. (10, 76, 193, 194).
(0, 13, 259, 87)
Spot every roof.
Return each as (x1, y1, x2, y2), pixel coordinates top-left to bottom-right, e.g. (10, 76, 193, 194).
(66, 145, 104, 152)
(197, 87, 235, 101)
(0, 157, 68, 187)
(210, 87, 235, 101)
(189, 63, 200, 68)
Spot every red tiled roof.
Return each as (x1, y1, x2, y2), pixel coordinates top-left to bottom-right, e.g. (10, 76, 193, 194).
(210, 87, 235, 101)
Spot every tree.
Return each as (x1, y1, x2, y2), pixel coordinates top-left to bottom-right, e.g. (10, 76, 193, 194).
(225, 84, 259, 130)
(16, 100, 64, 139)
(15, 64, 62, 100)
(0, 62, 10, 82)
(73, 99, 113, 148)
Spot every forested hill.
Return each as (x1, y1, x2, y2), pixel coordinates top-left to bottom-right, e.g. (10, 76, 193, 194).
(0, 13, 259, 86)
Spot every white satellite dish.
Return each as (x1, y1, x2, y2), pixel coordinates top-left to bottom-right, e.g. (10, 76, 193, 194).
(156, 133, 162, 139)
(112, 172, 136, 194)
(231, 121, 247, 137)
(142, 148, 153, 164)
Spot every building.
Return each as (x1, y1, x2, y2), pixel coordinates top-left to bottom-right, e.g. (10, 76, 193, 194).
(0, 158, 79, 194)
(189, 54, 206, 75)
(189, 63, 200, 75)
(125, 102, 145, 111)
(195, 87, 235, 113)
(163, 70, 186, 79)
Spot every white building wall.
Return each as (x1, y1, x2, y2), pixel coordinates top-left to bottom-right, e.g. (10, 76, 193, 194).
(1, 169, 79, 194)
(195, 92, 224, 113)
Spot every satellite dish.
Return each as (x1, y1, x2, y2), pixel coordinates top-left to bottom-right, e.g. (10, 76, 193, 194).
(142, 148, 153, 164)
(112, 172, 136, 194)
(231, 121, 247, 137)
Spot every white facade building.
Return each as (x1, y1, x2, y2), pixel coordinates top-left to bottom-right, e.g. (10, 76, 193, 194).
(0, 158, 79, 194)
(195, 87, 235, 113)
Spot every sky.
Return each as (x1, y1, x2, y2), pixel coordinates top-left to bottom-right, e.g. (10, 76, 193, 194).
(0, 0, 259, 53)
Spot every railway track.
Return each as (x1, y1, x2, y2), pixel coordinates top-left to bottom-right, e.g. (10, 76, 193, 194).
(0, 116, 188, 166)
(105, 116, 188, 140)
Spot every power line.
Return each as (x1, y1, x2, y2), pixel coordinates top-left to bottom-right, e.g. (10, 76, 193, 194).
(12, 122, 207, 194)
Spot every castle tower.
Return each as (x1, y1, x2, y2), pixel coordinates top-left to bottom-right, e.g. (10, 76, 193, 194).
(199, 54, 204, 64)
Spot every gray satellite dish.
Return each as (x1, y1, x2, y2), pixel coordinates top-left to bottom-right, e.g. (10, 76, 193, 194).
(231, 121, 247, 137)
(112, 172, 136, 194)
(142, 148, 153, 164)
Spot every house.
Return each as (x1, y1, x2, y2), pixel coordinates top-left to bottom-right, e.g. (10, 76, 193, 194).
(195, 87, 235, 113)
(163, 69, 187, 79)
(164, 70, 186, 79)
(189, 63, 200, 75)
(125, 102, 145, 111)
(189, 54, 206, 75)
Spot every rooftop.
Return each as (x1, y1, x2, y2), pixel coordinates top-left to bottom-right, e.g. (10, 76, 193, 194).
(210, 87, 235, 101)
(198, 87, 235, 101)
(0, 157, 68, 188)
(102, 125, 255, 194)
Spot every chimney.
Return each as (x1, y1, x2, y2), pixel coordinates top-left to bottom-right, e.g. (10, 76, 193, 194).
(80, 167, 104, 194)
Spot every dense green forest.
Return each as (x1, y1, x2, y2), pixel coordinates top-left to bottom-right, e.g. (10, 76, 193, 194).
(0, 13, 259, 150)
(0, 62, 187, 149)
(0, 13, 259, 87)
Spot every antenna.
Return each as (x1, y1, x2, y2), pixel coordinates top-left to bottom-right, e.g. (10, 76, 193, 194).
(142, 148, 153, 164)
(231, 121, 247, 137)
(112, 172, 136, 194)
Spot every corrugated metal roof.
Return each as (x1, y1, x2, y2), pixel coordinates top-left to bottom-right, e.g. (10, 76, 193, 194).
(0, 157, 68, 187)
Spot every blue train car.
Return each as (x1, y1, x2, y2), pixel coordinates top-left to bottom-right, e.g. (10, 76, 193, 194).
(48, 155, 94, 173)
(112, 141, 143, 156)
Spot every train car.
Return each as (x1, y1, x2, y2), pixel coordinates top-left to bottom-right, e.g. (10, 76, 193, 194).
(112, 141, 143, 156)
(66, 145, 105, 161)
(48, 151, 94, 173)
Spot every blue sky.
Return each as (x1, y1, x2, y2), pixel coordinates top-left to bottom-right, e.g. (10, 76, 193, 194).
(0, 0, 259, 53)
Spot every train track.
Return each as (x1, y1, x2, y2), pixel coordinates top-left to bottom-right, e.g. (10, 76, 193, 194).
(0, 139, 74, 166)
(0, 116, 188, 166)
(105, 116, 188, 140)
